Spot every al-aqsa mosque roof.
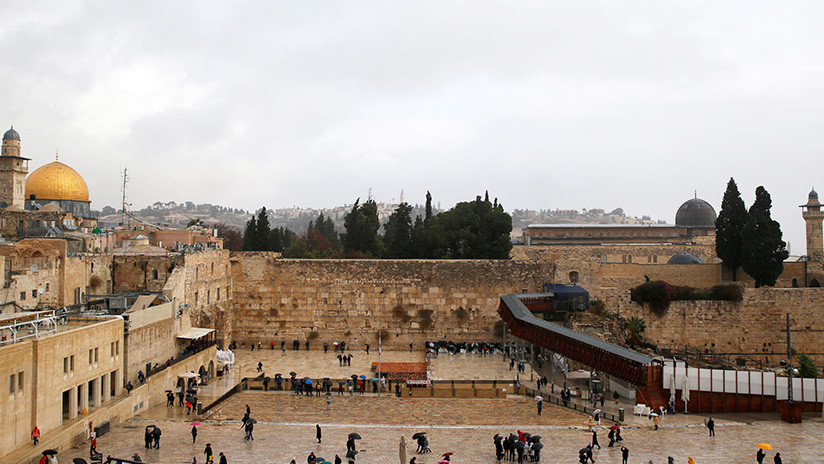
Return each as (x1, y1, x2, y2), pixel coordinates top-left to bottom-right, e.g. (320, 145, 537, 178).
(25, 158, 90, 202)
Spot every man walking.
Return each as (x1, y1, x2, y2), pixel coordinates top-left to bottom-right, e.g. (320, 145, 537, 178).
(591, 430, 600, 449)
(536, 398, 543, 416)
(191, 425, 198, 444)
(257, 361, 263, 373)
(204, 443, 214, 463)
(32, 425, 40, 446)
(365, 344, 370, 355)
(706, 417, 715, 437)
(620, 446, 629, 464)
(316, 424, 322, 443)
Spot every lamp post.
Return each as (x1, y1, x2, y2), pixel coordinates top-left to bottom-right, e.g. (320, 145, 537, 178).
(786, 313, 793, 404)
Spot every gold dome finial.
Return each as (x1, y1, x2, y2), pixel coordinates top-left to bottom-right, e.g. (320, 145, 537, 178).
(55, 150, 59, 161)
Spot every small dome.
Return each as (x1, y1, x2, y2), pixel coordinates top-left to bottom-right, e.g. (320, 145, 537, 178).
(26, 161, 90, 202)
(675, 198, 717, 227)
(667, 253, 704, 265)
(809, 188, 818, 201)
(3, 126, 20, 141)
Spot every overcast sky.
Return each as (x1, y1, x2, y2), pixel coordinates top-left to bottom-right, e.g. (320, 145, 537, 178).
(1, 1, 823, 250)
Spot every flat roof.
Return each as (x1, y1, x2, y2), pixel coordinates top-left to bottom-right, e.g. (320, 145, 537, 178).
(525, 223, 676, 229)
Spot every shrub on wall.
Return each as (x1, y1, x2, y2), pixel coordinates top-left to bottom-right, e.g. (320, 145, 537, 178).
(418, 309, 435, 331)
(622, 316, 647, 346)
(454, 307, 469, 322)
(392, 305, 412, 323)
(631, 281, 743, 312)
(307, 331, 319, 340)
(797, 353, 819, 378)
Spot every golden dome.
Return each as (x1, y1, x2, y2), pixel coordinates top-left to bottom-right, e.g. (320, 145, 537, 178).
(26, 161, 90, 202)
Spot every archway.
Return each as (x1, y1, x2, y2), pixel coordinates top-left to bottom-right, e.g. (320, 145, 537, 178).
(198, 365, 207, 383)
(810, 279, 821, 288)
(208, 361, 215, 379)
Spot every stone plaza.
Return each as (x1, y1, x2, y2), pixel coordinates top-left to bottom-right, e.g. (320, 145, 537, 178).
(52, 351, 823, 464)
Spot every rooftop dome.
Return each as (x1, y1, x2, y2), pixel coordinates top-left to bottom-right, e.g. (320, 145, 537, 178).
(675, 198, 717, 227)
(3, 126, 20, 141)
(809, 188, 818, 201)
(39, 203, 64, 213)
(26, 161, 90, 202)
(667, 252, 704, 265)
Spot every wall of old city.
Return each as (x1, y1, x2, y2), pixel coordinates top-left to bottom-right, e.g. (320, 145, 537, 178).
(64, 254, 113, 305)
(124, 301, 191, 384)
(179, 249, 233, 344)
(616, 287, 824, 365)
(0, 339, 34, 454)
(228, 255, 555, 349)
(112, 255, 182, 293)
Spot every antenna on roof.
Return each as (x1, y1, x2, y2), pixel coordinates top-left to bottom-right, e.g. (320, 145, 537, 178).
(694, 190, 697, 199)
(121, 167, 129, 227)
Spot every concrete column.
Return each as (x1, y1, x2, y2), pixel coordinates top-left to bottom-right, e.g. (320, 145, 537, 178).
(113, 369, 122, 396)
(101, 374, 110, 403)
(69, 386, 78, 419)
(90, 378, 100, 407)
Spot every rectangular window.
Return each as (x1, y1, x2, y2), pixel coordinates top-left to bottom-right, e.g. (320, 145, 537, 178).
(32, 289, 37, 298)
(63, 357, 68, 374)
(17, 372, 23, 391)
(45, 282, 49, 292)
(20, 292, 25, 301)
(89, 349, 93, 364)
(70, 355, 74, 372)
(217, 287, 220, 301)
(110, 342, 114, 356)
(9, 374, 14, 394)
(94, 347, 98, 363)
(115, 341, 119, 355)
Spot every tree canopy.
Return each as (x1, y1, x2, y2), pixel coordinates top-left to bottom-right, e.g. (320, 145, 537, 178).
(715, 178, 748, 280)
(741, 186, 789, 287)
(342, 199, 383, 258)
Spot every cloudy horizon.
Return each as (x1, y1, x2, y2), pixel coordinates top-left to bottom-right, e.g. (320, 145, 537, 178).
(1, 1, 823, 251)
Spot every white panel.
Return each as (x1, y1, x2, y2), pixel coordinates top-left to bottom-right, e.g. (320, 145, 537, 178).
(687, 367, 700, 391)
(711, 369, 724, 392)
(724, 370, 738, 393)
(775, 377, 788, 401)
(736, 371, 750, 395)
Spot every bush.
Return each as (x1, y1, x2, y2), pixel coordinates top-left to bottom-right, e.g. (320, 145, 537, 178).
(589, 299, 606, 316)
(797, 353, 819, 378)
(454, 307, 469, 322)
(392, 305, 412, 323)
(622, 316, 646, 346)
(307, 331, 319, 340)
(631, 281, 743, 312)
(375, 329, 390, 341)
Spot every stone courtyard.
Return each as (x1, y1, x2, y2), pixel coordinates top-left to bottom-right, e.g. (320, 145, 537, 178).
(53, 351, 823, 464)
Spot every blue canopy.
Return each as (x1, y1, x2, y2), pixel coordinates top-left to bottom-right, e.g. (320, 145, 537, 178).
(543, 284, 590, 310)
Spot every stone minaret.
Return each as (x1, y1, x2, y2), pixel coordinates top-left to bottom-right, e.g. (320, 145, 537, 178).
(0, 126, 30, 208)
(801, 188, 824, 262)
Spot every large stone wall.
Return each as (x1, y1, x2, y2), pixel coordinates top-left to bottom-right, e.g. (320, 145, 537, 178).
(229, 256, 556, 349)
(617, 287, 824, 365)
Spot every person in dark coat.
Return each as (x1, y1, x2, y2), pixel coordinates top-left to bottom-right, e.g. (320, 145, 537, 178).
(757, 448, 765, 464)
(307, 452, 316, 464)
(204, 443, 214, 463)
(334, 455, 342, 464)
(219, 452, 227, 464)
(620, 446, 629, 464)
(591, 430, 600, 449)
(316, 424, 322, 443)
(773, 452, 782, 464)
(346, 437, 356, 453)
(585, 445, 595, 463)
(516, 443, 524, 464)
(191, 425, 198, 444)
(144, 428, 153, 449)
(494, 435, 504, 461)
(607, 428, 615, 447)
(152, 427, 162, 449)
(244, 421, 254, 440)
(706, 417, 715, 436)
(536, 399, 543, 416)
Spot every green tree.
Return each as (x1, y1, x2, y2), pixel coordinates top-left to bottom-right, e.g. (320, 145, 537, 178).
(428, 194, 512, 259)
(797, 353, 820, 378)
(214, 222, 243, 251)
(424, 191, 433, 221)
(716, 178, 748, 280)
(313, 212, 340, 249)
(623, 316, 646, 346)
(269, 226, 296, 253)
(255, 207, 271, 251)
(383, 202, 414, 258)
(741, 186, 789, 287)
(342, 199, 383, 257)
(242, 215, 257, 251)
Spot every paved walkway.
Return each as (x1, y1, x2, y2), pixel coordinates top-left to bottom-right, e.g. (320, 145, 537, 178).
(56, 391, 823, 464)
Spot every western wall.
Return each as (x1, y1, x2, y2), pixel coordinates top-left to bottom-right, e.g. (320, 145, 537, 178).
(225, 254, 556, 349)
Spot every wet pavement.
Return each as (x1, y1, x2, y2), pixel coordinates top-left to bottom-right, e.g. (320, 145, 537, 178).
(49, 351, 824, 463)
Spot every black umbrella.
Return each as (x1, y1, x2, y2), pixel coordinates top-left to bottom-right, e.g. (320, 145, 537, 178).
(532, 443, 544, 451)
(42, 449, 58, 455)
(348, 432, 362, 440)
(187, 389, 198, 394)
(351, 374, 358, 380)
(508, 434, 518, 441)
(152, 427, 162, 436)
(346, 450, 358, 459)
(247, 418, 258, 424)
(522, 433, 531, 439)
(531, 435, 542, 441)
(290, 371, 297, 376)
(412, 432, 427, 440)
(579, 447, 589, 455)
(493, 434, 501, 441)
(73, 459, 88, 464)
(514, 441, 525, 450)
(275, 373, 282, 376)
(264, 376, 271, 382)
(186, 396, 196, 404)
(164, 389, 173, 393)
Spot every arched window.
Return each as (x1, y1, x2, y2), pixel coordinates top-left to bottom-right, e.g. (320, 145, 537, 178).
(792, 278, 799, 288)
(152, 269, 159, 280)
(568, 271, 579, 284)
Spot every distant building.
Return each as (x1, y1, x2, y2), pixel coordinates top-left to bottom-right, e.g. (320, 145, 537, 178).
(522, 197, 716, 246)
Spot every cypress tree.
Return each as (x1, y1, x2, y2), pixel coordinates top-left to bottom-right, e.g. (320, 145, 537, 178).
(741, 186, 789, 287)
(255, 207, 271, 251)
(715, 178, 748, 280)
(242, 216, 257, 251)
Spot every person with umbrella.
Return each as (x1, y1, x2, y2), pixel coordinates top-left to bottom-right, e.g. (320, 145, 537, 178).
(607, 425, 618, 447)
(316, 424, 322, 443)
(494, 434, 504, 461)
(204, 443, 214, 463)
(191, 424, 198, 444)
(535, 396, 543, 416)
(650, 412, 660, 430)
(412, 433, 425, 453)
(243, 418, 256, 440)
(144, 426, 154, 449)
(532, 441, 543, 463)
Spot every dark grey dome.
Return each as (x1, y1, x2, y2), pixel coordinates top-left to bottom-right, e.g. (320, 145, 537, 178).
(3, 126, 19, 141)
(667, 252, 704, 265)
(675, 198, 717, 227)
(809, 188, 818, 201)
